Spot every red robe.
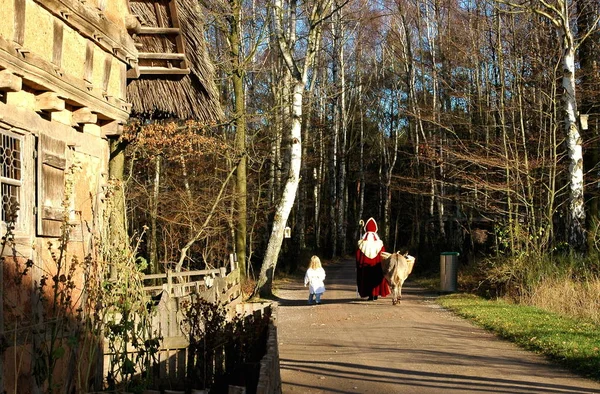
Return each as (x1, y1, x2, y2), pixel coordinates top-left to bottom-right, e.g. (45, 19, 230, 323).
(356, 228, 390, 298)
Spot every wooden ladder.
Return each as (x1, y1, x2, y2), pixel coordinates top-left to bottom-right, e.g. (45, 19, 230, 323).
(128, 0, 190, 76)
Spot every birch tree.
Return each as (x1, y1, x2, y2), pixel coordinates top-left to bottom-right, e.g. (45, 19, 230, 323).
(497, 0, 599, 251)
(255, 0, 334, 296)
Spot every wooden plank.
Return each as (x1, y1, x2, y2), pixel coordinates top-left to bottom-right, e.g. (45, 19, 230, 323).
(154, 2, 166, 27)
(0, 71, 22, 92)
(84, 41, 94, 83)
(14, 0, 26, 45)
(41, 205, 64, 221)
(35, 92, 66, 112)
(143, 273, 167, 280)
(72, 107, 97, 124)
(52, 19, 64, 67)
(38, 133, 66, 237)
(138, 52, 186, 60)
(170, 268, 221, 278)
(162, 336, 188, 349)
(168, 348, 176, 379)
(167, 0, 188, 70)
(120, 62, 127, 99)
(102, 53, 112, 92)
(169, 299, 177, 337)
(41, 151, 67, 169)
(138, 27, 180, 35)
(159, 350, 167, 378)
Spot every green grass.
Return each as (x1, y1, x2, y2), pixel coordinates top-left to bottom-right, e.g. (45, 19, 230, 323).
(438, 293, 600, 381)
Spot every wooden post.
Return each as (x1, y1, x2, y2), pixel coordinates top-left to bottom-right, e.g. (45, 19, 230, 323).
(229, 253, 236, 271)
(167, 270, 173, 296)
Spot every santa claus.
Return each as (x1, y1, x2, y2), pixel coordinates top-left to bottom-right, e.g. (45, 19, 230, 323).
(356, 217, 390, 300)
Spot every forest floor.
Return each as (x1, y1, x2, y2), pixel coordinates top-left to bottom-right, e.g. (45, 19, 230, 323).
(273, 257, 600, 394)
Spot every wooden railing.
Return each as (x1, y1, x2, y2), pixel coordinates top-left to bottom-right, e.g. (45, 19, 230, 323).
(102, 264, 244, 389)
(102, 258, 281, 393)
(142, 268, 224, 295)
(142, 265, 242, 309)
(102, 301, 275, 392)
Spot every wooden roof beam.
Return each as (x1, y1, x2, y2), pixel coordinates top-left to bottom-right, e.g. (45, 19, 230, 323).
(138, 66, 190, 75)
(72, 107, 97, 124)
(138, 52, 186, 60)
(138, 27, 180, 35)
(36, 92, 65, 112)
(0, 71, 22, 92)
(101, 120, 124, 137)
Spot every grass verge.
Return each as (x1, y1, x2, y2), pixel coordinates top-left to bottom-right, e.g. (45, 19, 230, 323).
(438, 293, 600, 381)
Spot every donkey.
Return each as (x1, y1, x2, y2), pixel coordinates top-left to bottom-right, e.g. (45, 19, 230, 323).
(380, 252, 416, 305)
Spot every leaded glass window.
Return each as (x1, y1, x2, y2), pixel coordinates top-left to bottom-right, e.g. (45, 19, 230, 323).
(1, 130, 22, 223)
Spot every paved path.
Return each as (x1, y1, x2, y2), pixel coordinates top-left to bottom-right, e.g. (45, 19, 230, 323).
(274, 258, 600, 394)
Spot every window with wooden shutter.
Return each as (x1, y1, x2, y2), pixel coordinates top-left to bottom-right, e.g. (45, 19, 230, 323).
(37, 133, 66, 237)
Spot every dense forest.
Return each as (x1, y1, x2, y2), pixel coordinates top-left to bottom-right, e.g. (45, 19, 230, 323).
(122, 0, 600, 300)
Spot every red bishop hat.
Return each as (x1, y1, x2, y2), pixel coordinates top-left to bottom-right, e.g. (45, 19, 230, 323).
(365, 217, 378, 233)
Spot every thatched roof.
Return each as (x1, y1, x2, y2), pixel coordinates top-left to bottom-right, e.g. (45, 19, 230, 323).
(127, 0, 223, 123)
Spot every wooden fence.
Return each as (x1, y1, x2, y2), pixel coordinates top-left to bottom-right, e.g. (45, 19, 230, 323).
(102, 262, 280, 393)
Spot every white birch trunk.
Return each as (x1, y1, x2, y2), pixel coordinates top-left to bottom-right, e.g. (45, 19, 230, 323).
(563, 36, 586, 249)
(255, 0, 330, 296)
(336, 6, 348, 254)
(257, 81, 303, 296)
(150, 155, 161, 273)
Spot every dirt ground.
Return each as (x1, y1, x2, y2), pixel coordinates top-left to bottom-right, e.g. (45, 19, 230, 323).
(274, 258, 600, 394)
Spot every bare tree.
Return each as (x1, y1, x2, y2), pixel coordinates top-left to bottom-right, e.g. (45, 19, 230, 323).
(255, 0, 335, 296)
(496, 0, 600, 251)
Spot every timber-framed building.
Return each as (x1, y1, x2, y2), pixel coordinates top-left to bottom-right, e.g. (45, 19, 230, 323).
(0, 0, 222, 391)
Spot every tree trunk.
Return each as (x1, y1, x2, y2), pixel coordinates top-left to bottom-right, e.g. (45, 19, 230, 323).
(256, 80, 303, 296)
(255, 0, 330, 296)
(578, 0, 600, 249)
(150, 155, 161, 273)
(108, 138, 129, 278)
(229, 1, 248, 278)
(563, 36, 586, 251)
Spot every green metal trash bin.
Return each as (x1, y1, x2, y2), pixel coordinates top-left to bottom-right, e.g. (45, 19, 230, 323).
(440, 252, 460, 292)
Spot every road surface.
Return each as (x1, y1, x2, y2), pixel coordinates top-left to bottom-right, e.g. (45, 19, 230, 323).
(274, 258, 600, 394)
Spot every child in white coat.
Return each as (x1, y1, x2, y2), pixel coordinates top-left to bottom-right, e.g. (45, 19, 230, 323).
(304, 255, 326, 305)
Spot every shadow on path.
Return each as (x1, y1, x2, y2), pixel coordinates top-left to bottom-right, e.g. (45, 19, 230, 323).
(276, 257, 600, 394)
